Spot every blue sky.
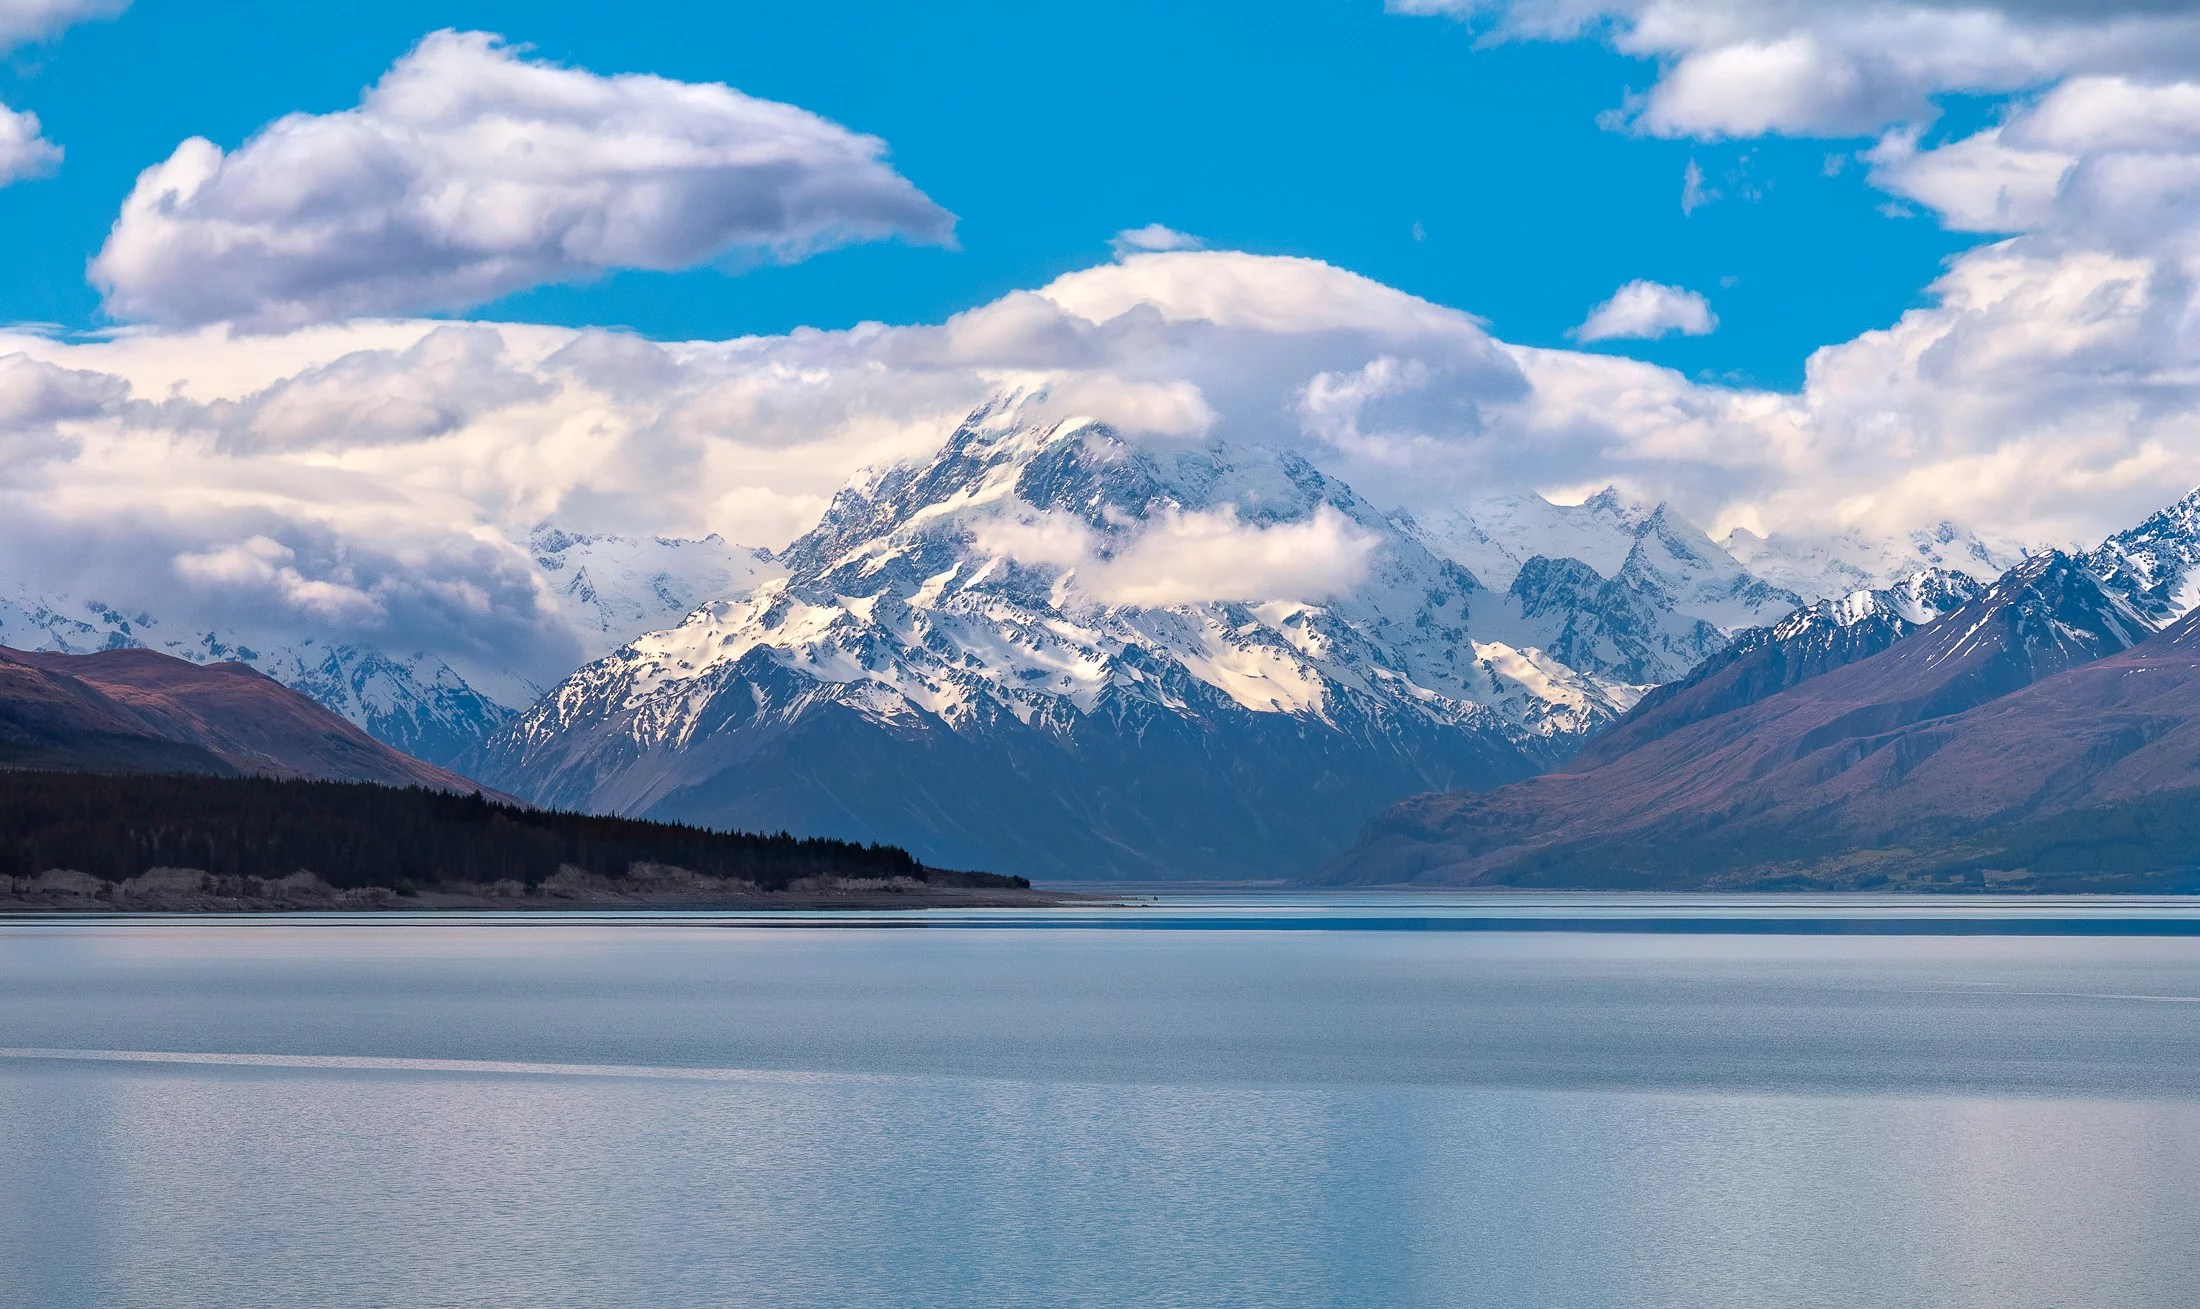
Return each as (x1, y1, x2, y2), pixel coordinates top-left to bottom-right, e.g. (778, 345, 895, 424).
(2, 0, 1976, 387)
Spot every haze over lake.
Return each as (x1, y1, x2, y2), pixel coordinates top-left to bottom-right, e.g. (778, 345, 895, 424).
(5, 896, 2199, 1309)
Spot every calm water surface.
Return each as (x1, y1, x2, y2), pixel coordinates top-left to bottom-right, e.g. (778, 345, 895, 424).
(5, 893, 2200, 1308)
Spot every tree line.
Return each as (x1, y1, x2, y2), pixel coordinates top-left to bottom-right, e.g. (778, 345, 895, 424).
(0, 770, 1027, 890)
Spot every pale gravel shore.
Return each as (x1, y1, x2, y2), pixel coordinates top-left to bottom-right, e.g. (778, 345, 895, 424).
(0, 865, 1076, 913)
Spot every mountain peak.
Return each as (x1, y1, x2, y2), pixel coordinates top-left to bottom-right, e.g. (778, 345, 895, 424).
(470, 404, 1646, 879)
(2085, 483, 2200, 627)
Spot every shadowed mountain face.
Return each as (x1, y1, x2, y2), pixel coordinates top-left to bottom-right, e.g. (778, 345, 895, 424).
(0, 646, 496, 794)
(1570, 568, 1984, 770)
(1323, 553, 2168, 888)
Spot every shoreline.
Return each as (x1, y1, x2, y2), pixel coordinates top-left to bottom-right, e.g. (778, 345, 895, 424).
(0, 866, 1088, 914)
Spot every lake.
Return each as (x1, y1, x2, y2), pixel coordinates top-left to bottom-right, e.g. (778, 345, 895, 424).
(5, 894, 2200, 1308)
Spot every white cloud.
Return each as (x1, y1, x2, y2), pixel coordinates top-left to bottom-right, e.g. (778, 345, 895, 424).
(976, 504, 1380, 608)
(0, 352, 124, 428)
(1041, 249, 1496, 339)
(970, 510, 1101, 573)
(203, 325, 553, 452)
(1390, 1, 2200, 138)
(90, 29, 955, 330)
(1571, 280, 1719, 341)
(0, 0, 124, 187)
(1680, 158, 1712, 213)
(1090, 504, 1379, 606)
(1871, 76, 2200, 243)
(0, 0, 127, 48)
(0, 104, 59, 183)
(1110, 224, 1206, 257)
(173, 536, 385, 625)
(0, 0, 114, 187)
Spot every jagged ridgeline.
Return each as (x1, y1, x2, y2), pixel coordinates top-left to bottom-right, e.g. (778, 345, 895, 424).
(0, 772, 990, 891)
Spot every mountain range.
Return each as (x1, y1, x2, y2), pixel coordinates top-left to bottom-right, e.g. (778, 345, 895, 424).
(6, 391, 2166, 884)
(1325, 492, 2200, 889)
(463, 397, 1993, 878)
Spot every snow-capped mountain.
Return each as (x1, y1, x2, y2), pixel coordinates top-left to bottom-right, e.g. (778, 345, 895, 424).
(2083, 487, 2200, 627)
(470, 399, 1648, 878)
(531, 526, 782, 665)
(1327, 551, 2157, 888)
(1402, 492, 1804, 686)
(1721, 521, 2030, 601)
(1400, 488, 1654, 589)
(1739, 567, 1986, 656)
(1573, 567, 1986, 768)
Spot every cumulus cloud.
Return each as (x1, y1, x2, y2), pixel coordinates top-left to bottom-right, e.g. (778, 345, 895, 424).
(1297, 355, 1504, 464)
(1870, 76, 2200, 243)
(1088, 504, 1379, 606)
(1041, 249, 1497, 339)
(1571, 280, 1719, 341)
(0, 353, 122, 474)
(0, 352, 125, 427)
(173, 535, 385, 625)
(976, 504, 1380, 607)
(0, 105, 59, 183)
(0, 0, 126, 47)
(1110, 224, 1206, 257)
(1390, 0, 2200, 137)
(0, 0, 110, 189)
(202, 325, 553, 452)
(90, 29, 955, 330)
(0, 0, 124, 186)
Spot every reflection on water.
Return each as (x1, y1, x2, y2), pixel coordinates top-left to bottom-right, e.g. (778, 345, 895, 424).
(3, 899, 2200, 1308)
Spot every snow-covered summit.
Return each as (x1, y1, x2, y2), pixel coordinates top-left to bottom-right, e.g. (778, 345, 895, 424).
(590, 403, 1635, 743)
(1395, 489, 1800, 686)
(473, 399, 1658, 878)
(531, 525, 781, 664)
(2084, 486, 2200, 627)
(1397, 485, 1664, 590)
(1722, 521, 2030, 602)
(1758, 567, 1985, 648)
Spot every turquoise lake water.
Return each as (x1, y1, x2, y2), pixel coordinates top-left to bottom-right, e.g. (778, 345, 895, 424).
(4, 894, 2199, 1307)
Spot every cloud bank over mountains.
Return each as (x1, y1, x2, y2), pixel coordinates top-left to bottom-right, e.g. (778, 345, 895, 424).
(0, 235, 2184, 693)
(5, 9, 2200, 696)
